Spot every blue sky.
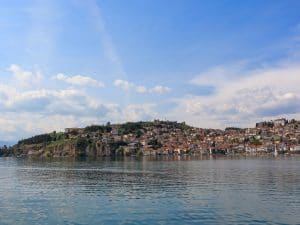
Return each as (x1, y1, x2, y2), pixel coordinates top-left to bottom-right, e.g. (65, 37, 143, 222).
(1, 0, 300, 141)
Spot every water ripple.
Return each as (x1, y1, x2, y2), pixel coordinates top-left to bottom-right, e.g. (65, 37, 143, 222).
(0, 157, 299, 224)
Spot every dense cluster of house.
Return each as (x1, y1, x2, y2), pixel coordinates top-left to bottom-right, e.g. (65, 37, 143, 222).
(64, 118, 300, 156)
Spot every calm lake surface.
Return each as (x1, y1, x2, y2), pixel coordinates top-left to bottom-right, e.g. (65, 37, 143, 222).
(0, 156, 299, 225)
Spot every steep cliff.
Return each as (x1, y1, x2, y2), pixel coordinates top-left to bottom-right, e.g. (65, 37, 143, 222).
(12, 137, 128, 158)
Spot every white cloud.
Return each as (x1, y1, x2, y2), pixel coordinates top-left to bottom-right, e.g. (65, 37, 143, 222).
(7, 64, 43, 87)
(114, 79, 170, 94)
(0, 71, 160, 140)
(122, 104, 157, 121)
(109, 103, 158, 123)
(170, 63, 300, 128)
(0, 88, 159, 141)
(0, 113, 98, 141)
(114, 79, 134, 90)
(190, 63, 246, 87)
(0, 62, 163, 141)
(150, 85, 171, 94)
(0, 102, 159, 141)
(55, 73, 105, 87)
(136, 85, 147, 93)
(0, 85, 116, 140)
(113, 79, 146, 93)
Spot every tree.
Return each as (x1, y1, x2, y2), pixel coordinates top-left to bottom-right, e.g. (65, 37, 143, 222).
(136, 130, 143, 138)
(147, 138, 163, 150)
(76, 138, 89, 157)
(18, 133, 53, 145)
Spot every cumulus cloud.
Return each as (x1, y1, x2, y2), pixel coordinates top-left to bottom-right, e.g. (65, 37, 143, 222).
(149, 85, 171, 94)
(7, 64, 43, 87)
(170, 63, 300, 128)
(0, 63, 164, 141)
(114, 79, 135, 90)
(107, 103, 158, 123)
(0, 67, 112, 119)
(0, 96, 158, 141)
(54, 73, 105, 87)
(0, 102, 159, 141)
(0, 73, 160, 140)
(114, 79, 170, 94)
(0, 85, 117, 140)
(121, 104, 157, 121)
(135, 85, 147, 93)
(190, 63, 246, 87)
(0, 113, 100, 141)
(0, 86, 112, 118)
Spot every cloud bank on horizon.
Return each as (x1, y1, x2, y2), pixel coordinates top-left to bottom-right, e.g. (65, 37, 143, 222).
(0, 0, 300, 141)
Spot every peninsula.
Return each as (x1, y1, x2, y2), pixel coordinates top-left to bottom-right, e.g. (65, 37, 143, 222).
(1, 118, 300, 158)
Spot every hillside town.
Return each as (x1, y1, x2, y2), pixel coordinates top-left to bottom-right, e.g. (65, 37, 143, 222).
(3, 118, 300, 158)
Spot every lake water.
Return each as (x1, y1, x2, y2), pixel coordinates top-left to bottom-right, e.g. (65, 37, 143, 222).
(0, 156, 299, 225)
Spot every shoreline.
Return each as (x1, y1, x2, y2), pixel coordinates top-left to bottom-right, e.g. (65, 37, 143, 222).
(1, 152, 300, 161)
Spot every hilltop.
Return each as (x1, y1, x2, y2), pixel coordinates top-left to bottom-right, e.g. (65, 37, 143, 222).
(2, 118, 300, 158)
